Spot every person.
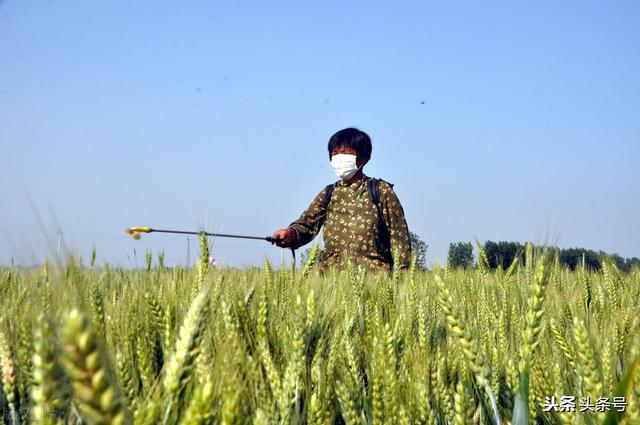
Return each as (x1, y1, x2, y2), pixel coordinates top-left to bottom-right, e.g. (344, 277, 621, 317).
(272, 127, 412, 273)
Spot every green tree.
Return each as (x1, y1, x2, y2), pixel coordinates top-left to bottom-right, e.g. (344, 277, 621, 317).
(484, 240, 525, 269)
(447, 242, 474, 269)
(409, 231, 428, 269)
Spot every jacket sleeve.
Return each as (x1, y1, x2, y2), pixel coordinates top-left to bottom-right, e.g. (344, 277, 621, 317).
(379, 181, 412, 269)
(287, 187, 329, 248)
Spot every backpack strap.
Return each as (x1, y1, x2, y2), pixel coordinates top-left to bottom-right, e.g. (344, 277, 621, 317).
(367, 178, 380, 205)
(367, 178, 393, 206)
(322, 184, 335, 210)
(368, 178, 393, 245)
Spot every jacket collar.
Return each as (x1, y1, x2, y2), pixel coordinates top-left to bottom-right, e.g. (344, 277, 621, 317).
(335, 174, 370, 187)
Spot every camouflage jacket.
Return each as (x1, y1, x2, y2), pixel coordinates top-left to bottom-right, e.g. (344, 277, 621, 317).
(288, 174, 412, 273)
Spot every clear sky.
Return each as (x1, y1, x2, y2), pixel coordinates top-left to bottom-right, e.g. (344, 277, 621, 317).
(1, 0, 638, 268)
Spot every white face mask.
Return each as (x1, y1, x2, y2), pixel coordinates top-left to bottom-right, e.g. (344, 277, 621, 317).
(331, 153, 363, 180)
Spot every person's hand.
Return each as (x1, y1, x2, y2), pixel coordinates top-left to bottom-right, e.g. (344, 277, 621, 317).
(272, 228, 297, 248)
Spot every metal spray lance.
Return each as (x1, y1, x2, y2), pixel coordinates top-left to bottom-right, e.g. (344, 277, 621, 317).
(125, 226, 297, 263)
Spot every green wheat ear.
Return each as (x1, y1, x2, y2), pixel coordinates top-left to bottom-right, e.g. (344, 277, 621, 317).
(513, 254, 551, 425)
(300, 244, 320, 284)
(0, 327, 19, 424)
(61, 308, 130, 425)
(180, 375, 215, 425)
(31, 313, 69, 425)
(163, 290, 210, 422)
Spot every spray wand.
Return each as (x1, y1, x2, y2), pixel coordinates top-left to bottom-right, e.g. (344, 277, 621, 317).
(125, 226, 296, 262)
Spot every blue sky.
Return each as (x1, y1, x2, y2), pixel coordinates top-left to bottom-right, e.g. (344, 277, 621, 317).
(1, 0, 638, 268)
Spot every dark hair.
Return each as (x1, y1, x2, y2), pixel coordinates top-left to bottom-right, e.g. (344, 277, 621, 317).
(327, 128, 372, 160)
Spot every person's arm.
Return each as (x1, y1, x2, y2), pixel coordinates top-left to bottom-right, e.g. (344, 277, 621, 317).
(379, 182, 412, 269)
(287, 187, 329, 248)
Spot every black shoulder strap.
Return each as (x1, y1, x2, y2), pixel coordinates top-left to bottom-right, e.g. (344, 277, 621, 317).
(367, 178, 393, 205)
(369, 178, 395, 243)
(368, 178, 380, 205)
(323, 184, 335, 209)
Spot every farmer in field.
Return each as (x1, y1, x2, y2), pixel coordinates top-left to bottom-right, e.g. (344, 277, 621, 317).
(272, 127, 412, 273)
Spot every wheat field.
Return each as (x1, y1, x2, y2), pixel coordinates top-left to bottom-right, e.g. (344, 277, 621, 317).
(0, 238, 638, 425)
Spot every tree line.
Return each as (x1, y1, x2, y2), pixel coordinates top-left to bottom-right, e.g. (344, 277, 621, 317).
(299, 233, 638, 273)
(447, 240, 640, 273)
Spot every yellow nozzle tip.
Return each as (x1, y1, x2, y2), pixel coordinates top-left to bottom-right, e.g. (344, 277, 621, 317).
(128, 226, 151, 233)
(127, 227, 151, 235)
(126, 228, 145, 239)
